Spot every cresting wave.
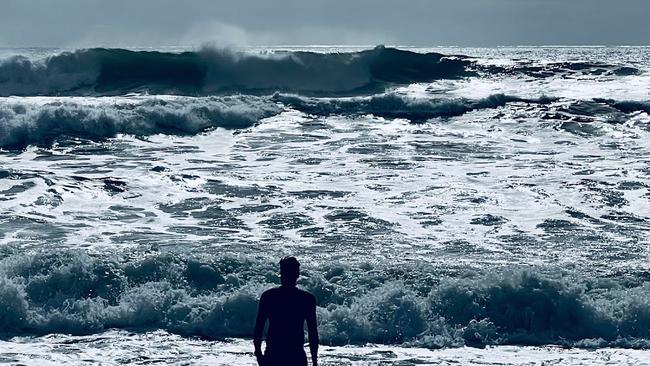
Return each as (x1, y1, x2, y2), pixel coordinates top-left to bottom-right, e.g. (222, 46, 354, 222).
(2, 94, 650, 149)
(1, 250, 650, 348)
(273, 93, 556, 121)
(1, 46, 643, 98)
(0, 96, 281, 149)
(1, 93, 536, 149)
(479, 61, 642, 78)
(0, 46, 471, 97)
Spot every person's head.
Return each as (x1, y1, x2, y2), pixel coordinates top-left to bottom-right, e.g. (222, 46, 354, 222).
(279, 256, 300, 287)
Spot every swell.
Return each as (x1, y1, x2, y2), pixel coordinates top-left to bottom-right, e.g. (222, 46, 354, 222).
(1, 250, 650, 348)
(0, 46, 472, 97)
(593, 98, 650, 115)
(476, 60, 642, 78)
(273, 93, 556, 121)
(1, 47, 641, 98)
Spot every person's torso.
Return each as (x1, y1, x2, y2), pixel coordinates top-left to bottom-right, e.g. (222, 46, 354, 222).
(265, 287, 311, 352)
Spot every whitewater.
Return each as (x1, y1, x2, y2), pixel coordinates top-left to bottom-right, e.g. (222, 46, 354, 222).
(1, 45, 650, 365)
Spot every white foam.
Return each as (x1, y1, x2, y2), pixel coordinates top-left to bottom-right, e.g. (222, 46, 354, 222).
(1, 331, 649, 366)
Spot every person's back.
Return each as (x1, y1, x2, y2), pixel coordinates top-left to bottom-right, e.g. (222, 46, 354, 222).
(253, 257, 318, 366)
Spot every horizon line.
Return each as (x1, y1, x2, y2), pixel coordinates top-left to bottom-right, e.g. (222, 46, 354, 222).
(2, 44, 650, 50)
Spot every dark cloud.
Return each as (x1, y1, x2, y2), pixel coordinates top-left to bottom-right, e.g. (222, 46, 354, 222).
(1, 0, 648, 47)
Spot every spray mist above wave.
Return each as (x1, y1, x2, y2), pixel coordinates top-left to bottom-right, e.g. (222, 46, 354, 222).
(1, 250, 650, 348)
(0, 46, 472, 97)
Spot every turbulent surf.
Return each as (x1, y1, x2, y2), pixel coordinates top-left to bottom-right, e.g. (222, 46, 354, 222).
(1, 46, 650, 362)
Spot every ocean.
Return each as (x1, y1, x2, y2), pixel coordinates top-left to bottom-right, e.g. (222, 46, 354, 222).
(1, 45, 650, 365)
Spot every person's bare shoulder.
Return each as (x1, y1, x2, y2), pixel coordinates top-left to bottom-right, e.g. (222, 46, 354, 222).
(261, 286, 282, 299)
(298, 289, 316, 305)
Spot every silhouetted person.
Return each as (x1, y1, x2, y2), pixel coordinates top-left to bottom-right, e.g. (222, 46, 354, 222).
(253, 256, 318, 366)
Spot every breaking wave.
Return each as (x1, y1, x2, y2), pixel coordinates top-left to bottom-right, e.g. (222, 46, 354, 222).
(478, 61, 642, 78)
(0, 45, 641, 98)
(0, 93, 554, 149)
(1, 249, 650, 348)
(0, 46, 471, 97)
(274, 93, 555, 121)
(0, 96, 281, 149)
(3, 93, 649, 149)
(594, 98, 650, 115)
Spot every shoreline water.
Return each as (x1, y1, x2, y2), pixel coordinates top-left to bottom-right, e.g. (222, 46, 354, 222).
(2, 330, 650, 365)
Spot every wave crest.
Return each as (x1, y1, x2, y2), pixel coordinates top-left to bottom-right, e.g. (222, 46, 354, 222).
(0, 96, 281, 149)
(0, 46, 472, 97)
(4, 94, 647, 149)
(274, 93, 555, 121)
(2, 250, 650, 348)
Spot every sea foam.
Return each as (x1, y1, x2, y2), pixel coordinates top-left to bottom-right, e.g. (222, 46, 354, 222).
(1, 250, 650, 349)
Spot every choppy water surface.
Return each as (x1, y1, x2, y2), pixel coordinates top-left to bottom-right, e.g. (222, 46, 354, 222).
(2, 331, 650, 366)
(1, 46, 650, 364)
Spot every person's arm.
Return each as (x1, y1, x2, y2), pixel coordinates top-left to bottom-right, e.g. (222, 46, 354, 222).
(253, 293, 268, 365)
(306, 295, 319, 366)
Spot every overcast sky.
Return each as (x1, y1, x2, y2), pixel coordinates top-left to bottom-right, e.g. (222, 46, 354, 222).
(1, 0, 649, 47)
